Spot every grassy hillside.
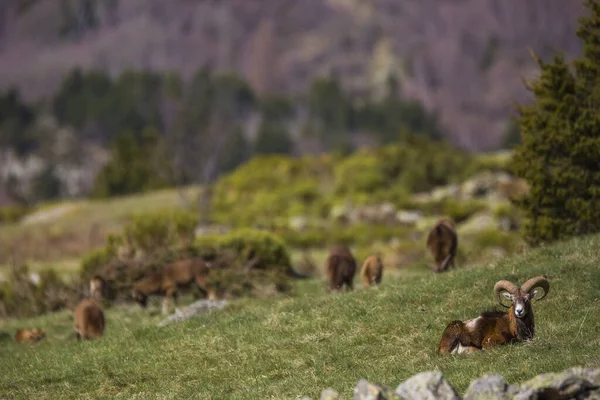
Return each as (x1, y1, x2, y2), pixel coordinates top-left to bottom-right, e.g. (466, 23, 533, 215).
(0, 186, 200, 271)
(1, 234, 598, 399)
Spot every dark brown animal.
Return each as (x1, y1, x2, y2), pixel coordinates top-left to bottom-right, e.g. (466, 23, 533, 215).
(426, 219, 458, 273)
(74, 297, 105, 340)
(89, 275, 110, 302)
(360, 254, 384, 287)
(14, 328, 46, 344)
(131, 257, 214, 314)
(438, 276, 549, 354)
(325, 245, 357, 292)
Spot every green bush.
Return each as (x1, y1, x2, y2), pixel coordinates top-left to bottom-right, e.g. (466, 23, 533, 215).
(511, 2, 600, 246)
(211, 138, 477, 228)
(123, 209, 198, 258)
(195, 229, 291, 272)
(212, 155, 334, 226)
(193, 229, 294, 298)
(80, 249, 109, 279)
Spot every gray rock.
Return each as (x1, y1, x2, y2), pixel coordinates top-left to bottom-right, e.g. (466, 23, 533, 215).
(354, 379, 400, 400)
(431, 184, 460, 201)
(330, 203, 352, 224)
(396, 210, 423, 226)
(463, 375, 518, 400)
(395, 371, 460, 400)
(157, 299, 228, 327)
(320, 388, 344, 400)
(457, 212, 496, 235)
(289, 216, 309, 231)
(515, 367, 600, 400)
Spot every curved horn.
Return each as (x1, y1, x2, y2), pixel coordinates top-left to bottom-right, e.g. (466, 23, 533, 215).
(521, 276, 550, 300)
(494, 280, 519, 308)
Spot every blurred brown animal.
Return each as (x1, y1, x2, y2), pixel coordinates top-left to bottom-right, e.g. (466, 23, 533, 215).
(360, 254, 384, 287)
(74, 297, 105, 340)
(131, 257, 215, 314)
(89, 275, 110, 302)
(14, 328, 46, 344)
(325, 245, 357, 292)
(426, 219, 458, 273)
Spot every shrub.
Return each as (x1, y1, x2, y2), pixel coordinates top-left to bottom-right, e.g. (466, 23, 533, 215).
(212, 155, 334, 226)
(511, 2, 600, 246)
(123, 209, 198, 259)
(80, 233, 123, 279)
(195, 229, 291, 273)
(194, 229, 294, 298)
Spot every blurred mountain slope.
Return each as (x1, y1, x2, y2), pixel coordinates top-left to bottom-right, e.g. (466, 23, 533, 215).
(0, 0, 584, 150)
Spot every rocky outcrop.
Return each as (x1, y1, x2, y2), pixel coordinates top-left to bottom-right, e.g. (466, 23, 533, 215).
(305, 367, 600, 400)
(157, 299, 229, 327)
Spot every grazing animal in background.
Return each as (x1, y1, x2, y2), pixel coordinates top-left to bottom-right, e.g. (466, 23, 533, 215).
(360, 254, 384, 287)
(74, 297, 105, 341)
(131, 257, 214, 314)
(426, 219, 458, 273)
(325, 245, 357, 292)
(89, 275, 110, 302)
(438, 276, 550, 355)
(14, 328, 46, 344)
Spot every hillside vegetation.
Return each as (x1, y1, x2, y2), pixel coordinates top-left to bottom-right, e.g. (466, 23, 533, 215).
(0, 147, 521, 277)
(0, 233, 598, 399)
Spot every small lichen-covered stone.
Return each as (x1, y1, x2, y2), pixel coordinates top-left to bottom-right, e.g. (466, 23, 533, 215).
(394, 371, 460, 400)
(515, 368, 600, 400)
(354, 379, 401, 400)
(463, 374, 517, 400)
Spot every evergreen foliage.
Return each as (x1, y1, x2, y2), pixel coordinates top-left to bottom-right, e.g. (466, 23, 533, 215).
(511, 0, 600, 246)
(0, 89, 36, 155)
(92, 128, 169, 198)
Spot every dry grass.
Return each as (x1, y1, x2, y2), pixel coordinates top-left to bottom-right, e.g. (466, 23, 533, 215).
(0, 186, 200, 269)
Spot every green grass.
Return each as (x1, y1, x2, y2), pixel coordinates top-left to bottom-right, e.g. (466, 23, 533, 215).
(1, 234, 599, 399)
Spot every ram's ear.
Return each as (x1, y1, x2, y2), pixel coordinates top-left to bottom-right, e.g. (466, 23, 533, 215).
(502, 291, 513, 301)
(528, 287, 545, 301)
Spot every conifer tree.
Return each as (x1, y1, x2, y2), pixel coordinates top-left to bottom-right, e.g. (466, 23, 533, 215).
(511, 0, 600, 246)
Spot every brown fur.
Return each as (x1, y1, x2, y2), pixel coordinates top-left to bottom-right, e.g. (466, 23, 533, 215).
(426, 219, 458, 273)
(74, 297, 105, 340)
(14, 328, 46, 344)
(360, 254, 384, 287)
(89, 275, 110, 302)
(325, 245, 357, 292)
(131, 257, 215, 314)
(438, 278, 549, 354)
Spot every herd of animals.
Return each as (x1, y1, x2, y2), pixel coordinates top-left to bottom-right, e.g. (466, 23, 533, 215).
(11, 217, 551, 356)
